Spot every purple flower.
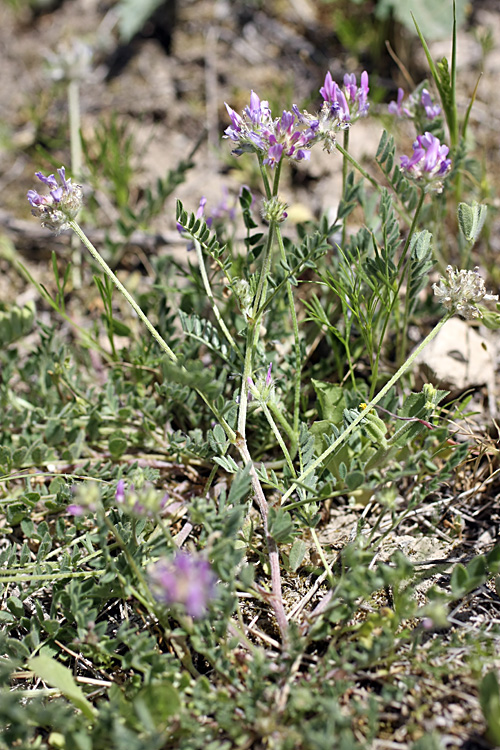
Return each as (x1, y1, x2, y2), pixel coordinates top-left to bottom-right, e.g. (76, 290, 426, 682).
(420, 88, 441, 120)
(149, 552, 217, 618)
(400, 132, 451, 192)
(308, 70, 370, 152)
(27, 166, 82, 234)
(388, 87, 410, 118)
(320, 70, 369, 121)
(115, 479, 126, 504)
(263, 141, 284, 168)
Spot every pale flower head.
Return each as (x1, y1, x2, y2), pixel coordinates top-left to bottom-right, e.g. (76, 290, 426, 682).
(27, 167, 82, 234)
(433, 265, 498, 319)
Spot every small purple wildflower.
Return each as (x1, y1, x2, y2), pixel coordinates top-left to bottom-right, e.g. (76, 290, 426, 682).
(149, 552, 217, 618)
(224, 72, 369, 164)
(27, 167, 82, 234)
(388, 88, 412, 118)
(195, 196, 211, 225)
(264, 141, 284, 168)
(115, 479, 126, 504)
(400, 132, 451, 192)
(420, 88, 441, 120)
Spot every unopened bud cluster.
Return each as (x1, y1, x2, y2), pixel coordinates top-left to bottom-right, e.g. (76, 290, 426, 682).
(233, 278, 254, 321)
(115, 479, 169, 518)
(262, 196, 288, 223)
(248, 363, 277, 405)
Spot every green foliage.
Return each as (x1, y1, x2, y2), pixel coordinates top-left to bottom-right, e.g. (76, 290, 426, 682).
(0, 300, 35, 346)
(457, 200, 487, 245)
(28, 653, 96, 720)
(480, 671, 500, 746)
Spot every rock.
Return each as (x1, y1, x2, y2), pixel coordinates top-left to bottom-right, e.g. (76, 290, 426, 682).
(414, 317, 496, 414)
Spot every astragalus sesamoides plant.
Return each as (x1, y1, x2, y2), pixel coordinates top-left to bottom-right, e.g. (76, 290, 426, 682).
(27, 60, 499, 650)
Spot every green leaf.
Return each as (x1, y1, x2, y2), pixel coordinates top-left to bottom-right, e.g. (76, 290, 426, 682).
(160, 356, 224, 401)
(450, 563, 468, 597)
(481, 309, 500, 330)
(288, 539, 307, 572)
(0, 445, 12, 474)
(311, 379, 345, 423)
(457, 201, 487, 244)
(117, 0, 166, 42)
(28, 654, 96, 721)
(268, 508, 296, 543)
(480, 671, 500, 745)
(346, 470, 365, 491)
(0, 301, 35, 347)
(227, 463, 252, 506)
(108, 431, 128, 459)
(133, 682, 180, 729)
(486, 544, 500, 574)
(376, 0, 467, 41)
(361, 411, 387, 447)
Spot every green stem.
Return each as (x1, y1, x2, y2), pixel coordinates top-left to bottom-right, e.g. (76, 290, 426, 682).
(341, 128, 350, 249)
(336, 142, 412, 226)
(69, 220, 236, 442)
(258, 157, 273, 200)
(71, 220, 177, 362)
(269, 401, 296, 450)
(397, 189, 426, 363)
(101, 511, 156, 606)
(259, 400, 296, 477)
(193, 238, 239, 355)
(310, 527, 334, 583)
(237, 219, 277, 439)
(237, 322, 258, 439)
(335, 141, 380, 193)
(280, 313, 451, 504)
(236, 442, 289, 648)
(275, 226, 301, 436)
(396, 189, 426, 275)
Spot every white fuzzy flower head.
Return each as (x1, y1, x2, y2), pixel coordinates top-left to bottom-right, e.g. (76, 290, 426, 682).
(433, 265, 498, 319)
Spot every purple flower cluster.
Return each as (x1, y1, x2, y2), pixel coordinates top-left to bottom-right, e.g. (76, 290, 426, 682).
(388, 87, 441, 121)
(400, 132, 451, 192)
(27, 167, 82, 234)
(224, 71, 370, 167)
(224, 91, 316, 168)
(149, 552, 217, 618)
(320, 71, 370, 124)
